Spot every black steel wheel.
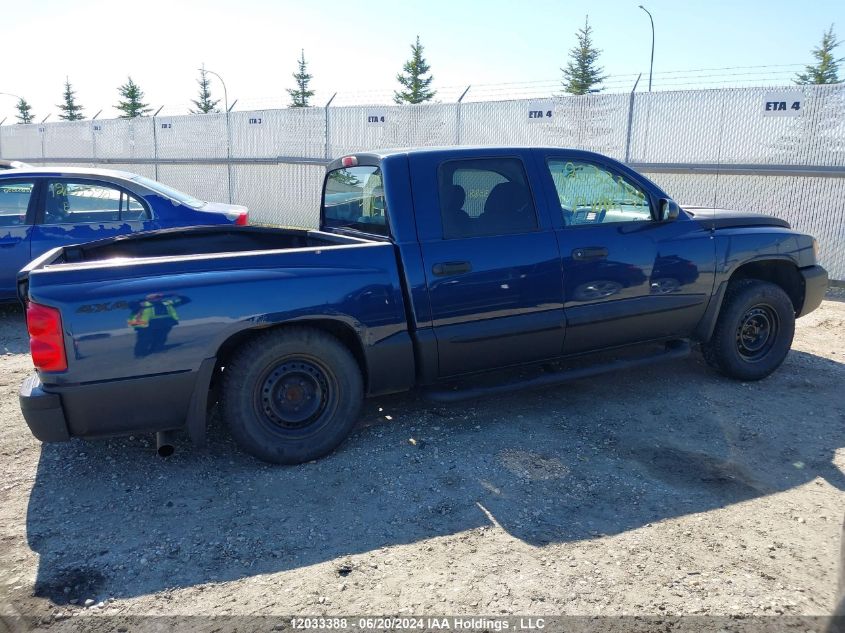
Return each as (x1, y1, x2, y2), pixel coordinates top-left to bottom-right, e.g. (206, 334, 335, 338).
(702, 279, 795, 381)
(223, 327, 363, 464)
(735, 304, 779, 362)
(256, 358, 334, 431)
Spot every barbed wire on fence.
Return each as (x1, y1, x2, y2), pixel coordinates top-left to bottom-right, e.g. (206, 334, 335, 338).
(0, 63, 815, 121)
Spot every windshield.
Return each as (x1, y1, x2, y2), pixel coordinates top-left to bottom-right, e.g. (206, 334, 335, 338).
(131, 175, 206, 209)
(322, 166, 388, 236)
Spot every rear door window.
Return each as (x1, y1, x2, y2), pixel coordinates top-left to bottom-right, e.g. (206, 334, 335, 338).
(437, 158, 538, 239)
(0, 181, 35, 226)
(121, 193, 149, 221)
(43, 180, 149, 224)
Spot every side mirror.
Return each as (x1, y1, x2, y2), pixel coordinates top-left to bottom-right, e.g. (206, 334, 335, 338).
(659, 198, 680, 222)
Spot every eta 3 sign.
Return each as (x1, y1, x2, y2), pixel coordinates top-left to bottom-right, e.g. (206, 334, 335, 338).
(763, 91, 805, 117)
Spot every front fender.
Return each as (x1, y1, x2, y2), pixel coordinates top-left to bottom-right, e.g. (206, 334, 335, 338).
(693, 230, 819, 341)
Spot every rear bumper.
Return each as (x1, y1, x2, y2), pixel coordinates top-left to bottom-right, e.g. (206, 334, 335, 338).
(798, 265, 828, 317)
(19, 374, 70, 442)
(18, 365, 210, 443)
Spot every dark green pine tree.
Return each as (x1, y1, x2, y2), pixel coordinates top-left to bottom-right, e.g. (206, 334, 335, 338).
(115, 76, 152, 118)
(795, 25, 843, 84)
(394, 36, 436, 104)
(190, 64, 220, 114)
(287, 50, 315, 107)
(57, 77, 85, 120)
(15, 98, 34, 124)
(561, 16, 607, 95)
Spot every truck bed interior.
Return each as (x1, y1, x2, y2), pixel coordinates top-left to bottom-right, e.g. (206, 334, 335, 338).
(61, 226, 364, 263)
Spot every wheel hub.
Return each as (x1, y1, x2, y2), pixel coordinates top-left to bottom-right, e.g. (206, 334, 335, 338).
(260, 360, 328, 428)
(736, 305, 778, 361)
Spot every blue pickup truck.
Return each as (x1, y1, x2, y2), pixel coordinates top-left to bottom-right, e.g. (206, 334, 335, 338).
(18, 148, 828, 464)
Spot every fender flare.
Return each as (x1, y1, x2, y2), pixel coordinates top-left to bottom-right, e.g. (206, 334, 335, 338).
(693, 254, 801, 342)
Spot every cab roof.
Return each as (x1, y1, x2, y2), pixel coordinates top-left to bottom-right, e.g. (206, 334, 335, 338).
(326, 146, 610, 170)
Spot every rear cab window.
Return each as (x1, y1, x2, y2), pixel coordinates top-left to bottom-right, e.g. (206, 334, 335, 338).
(322, 166, 388, 236)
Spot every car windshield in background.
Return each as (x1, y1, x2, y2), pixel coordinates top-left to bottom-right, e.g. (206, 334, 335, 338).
(323, 166, 387, 236)
(131, 175, 205, 209)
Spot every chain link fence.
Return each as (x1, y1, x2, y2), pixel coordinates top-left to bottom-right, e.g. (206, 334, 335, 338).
(2, 84, 843, 279)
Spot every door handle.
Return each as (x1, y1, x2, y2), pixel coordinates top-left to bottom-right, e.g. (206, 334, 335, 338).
(571, 247, 608, 261)
(432, 261, 472, 276)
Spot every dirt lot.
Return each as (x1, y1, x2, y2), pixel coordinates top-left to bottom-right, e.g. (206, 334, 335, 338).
(0, 296, 843, 625)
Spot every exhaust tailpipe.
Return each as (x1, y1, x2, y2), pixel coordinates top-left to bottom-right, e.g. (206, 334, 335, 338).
(156, 430, 176, 457)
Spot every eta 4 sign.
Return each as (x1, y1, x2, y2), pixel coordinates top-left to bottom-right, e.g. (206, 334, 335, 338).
(366, 110, 386, 126)
(528, 102, 553, 122)
(763, 91, 804, 117)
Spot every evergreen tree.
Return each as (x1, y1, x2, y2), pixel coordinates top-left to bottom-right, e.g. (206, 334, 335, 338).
(287, 50, 315, 107)
(795, 25, 843, 84)
(57, 77, 84, 120)
(190, 64, 220, 114)
(561, 16, 607, 95)
(15, 98, 34, 124)
(393, 36, 436, 104)
(115, 76, 152, 118)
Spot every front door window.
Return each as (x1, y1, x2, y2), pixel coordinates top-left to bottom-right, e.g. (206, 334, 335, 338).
(547, 160, 652, 225)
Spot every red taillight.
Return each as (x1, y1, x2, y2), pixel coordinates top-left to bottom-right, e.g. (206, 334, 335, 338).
(26, 302, 67, 372)
(341, 156, 358, 168)
(234, 211, 249, 226)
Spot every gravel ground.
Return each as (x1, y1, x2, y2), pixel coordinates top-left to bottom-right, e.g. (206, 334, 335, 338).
(0, 296, 843, 625)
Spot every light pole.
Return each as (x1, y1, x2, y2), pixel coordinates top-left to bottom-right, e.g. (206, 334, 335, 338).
(202, 68, 233, 203)
(200, 68, 228, 114)
(638, 5, 655, 92)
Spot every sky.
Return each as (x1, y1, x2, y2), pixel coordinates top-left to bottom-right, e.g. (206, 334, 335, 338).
(1, 0, 843, 122)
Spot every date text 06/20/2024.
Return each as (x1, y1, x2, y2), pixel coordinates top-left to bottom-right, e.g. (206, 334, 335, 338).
(289, 616, 547, 630)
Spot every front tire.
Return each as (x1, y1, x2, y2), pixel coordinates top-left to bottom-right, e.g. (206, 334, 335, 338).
(702, 279, 795, 381)
(222, 327, 363, 464)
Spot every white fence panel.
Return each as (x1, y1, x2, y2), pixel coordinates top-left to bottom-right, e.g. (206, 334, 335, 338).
(156, 164, 229, 205)
(43, 121, 93, 159)
(92, 118, 155, 160)
(1, 125, 42, 159)
(231, 108, 325, 159)
(232, 163, 325, 227)
(155, 113, 228, 160)
(329, 103, 457, 156)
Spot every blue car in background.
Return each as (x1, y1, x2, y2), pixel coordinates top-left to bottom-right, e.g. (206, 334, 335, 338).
(0, 167, 248, 300)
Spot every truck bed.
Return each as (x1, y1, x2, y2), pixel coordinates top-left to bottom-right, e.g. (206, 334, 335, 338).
(49, 225, 374, 264)
(17, 224, 415, 410)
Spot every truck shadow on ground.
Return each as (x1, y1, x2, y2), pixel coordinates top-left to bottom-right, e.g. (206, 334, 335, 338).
(0, 303, 28, 355)
(24, 348, 845, 604)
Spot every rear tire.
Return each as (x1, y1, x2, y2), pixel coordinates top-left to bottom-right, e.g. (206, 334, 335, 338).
(701, 279, 795, 381)
(222, 327, 363, 464)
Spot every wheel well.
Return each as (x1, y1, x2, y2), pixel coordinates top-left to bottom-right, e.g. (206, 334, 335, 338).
(730, 260, 804, 313)
(214, 320, 369, 390)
